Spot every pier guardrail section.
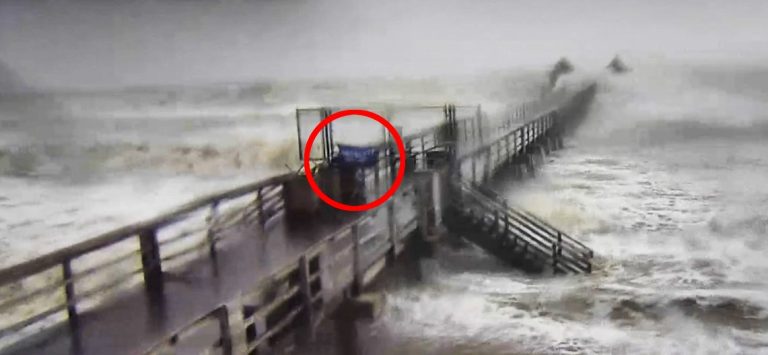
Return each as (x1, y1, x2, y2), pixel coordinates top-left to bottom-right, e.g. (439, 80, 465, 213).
(447, 182, 593, 274)
(0, 173, 293, 350)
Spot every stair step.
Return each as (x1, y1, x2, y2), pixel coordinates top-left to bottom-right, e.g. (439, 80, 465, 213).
(445, 185, 594, 275)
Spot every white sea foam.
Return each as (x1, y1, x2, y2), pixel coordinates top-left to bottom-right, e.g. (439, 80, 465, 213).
(370, 65, 768, 354)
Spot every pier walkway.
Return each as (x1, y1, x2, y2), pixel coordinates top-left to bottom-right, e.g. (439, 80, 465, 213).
(0, 83, 597, 355)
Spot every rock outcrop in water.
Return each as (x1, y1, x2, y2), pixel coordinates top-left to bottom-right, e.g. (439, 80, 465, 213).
(607, 55, 630, 74)
(548, 57, 575, 89)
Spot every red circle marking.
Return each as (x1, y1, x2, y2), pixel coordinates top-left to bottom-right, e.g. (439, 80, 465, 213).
(303, 109, 406, 212)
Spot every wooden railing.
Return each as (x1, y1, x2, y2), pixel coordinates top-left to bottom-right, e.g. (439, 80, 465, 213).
(144, 181, 421, 354)
(452, 182, 593, 274)
(0, 173, 292, 346)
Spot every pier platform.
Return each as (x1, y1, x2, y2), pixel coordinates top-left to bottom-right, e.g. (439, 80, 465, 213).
(0, 83, 597, 355)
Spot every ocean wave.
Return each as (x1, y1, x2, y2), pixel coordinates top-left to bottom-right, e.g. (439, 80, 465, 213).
(576, 66, 768, 145)
(708, 214, 768, 236)
(583, 119, 768, 146)
(607, 295, 768, 331)
(0, 138, 299, 178)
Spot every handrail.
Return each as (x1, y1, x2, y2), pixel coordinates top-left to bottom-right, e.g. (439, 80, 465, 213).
(456, 111, 554, 163)
(0, 173, 293, 286)
(467, 204, 586, 275)
(465, 199, 588, 274)
(455, 205, 548, 260)
(461, 182, 592, 260)
(451, 181, 592, 273)
(465, 182, 592, 255)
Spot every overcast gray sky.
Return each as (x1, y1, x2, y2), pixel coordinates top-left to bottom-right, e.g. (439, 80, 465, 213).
(1, 0, 767, 91)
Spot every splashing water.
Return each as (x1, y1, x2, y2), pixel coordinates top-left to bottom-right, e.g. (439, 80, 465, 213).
(360, 65, 768, 354)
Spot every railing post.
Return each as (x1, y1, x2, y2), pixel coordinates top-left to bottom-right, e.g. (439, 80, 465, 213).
(471, 150, 477, 183)
(450, 104, 458, 142)
(62, 258, 79, 330)
(513, 129, 518, 155)
(498, 140, 503, 168)
(529, 123, 533, 147)
(257, 187, 265, 228)
(297, 255, 315, 343)
(505, 135, 511, 164)
(387, 201, 398, 259)
(351, 224, 361, 296)
(374, 161, 380, 195)
(469, 118, 475, 144)
(538, 118, 543, 140)
(523, 124, 528, 153)
(484, 147, 491, 182)
(216, 307, 233, 355)
(389, 140, 398, 184)
(476, 105, 484, 146)
(420, 136, 426, 169)
(139, 229, 164, 297)
(552, 243, 558, 272)
(207, 201, 219, 260)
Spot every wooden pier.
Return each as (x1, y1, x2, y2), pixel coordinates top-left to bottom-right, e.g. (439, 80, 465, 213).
(0, 83, 597, 355)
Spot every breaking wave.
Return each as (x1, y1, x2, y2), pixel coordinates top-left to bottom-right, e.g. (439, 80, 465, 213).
(0, 138, 298, 178)
(577, 65, 768, 146)
(365, 64, 768, 355)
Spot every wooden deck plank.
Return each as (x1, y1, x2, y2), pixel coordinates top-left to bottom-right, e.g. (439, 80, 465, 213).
(3, 211, 379, 355)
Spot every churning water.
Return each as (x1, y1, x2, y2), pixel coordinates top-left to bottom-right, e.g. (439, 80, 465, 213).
(358, 66, 768, 354)
(0, 72, 540, 266)
(4, 63, 768, 354)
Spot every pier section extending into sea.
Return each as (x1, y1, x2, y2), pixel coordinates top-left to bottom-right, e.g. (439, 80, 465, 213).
(0, 83, 597, 355)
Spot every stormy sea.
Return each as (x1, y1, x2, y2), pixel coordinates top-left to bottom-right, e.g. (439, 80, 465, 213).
(351, 65, 768, 354)
(3, 62, 768, 354)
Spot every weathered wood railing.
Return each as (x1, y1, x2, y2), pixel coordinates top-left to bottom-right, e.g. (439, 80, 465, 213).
(471, 184, 594, 260)
(453, 182, 593, 274)
(144, 181, 421, 354)
(0, 173, 292, 348)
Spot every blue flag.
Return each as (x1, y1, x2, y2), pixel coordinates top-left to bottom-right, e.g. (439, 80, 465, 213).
(333, 144, 380, 168)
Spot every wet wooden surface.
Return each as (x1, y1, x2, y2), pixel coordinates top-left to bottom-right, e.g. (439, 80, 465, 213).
(4, 210, 385, 355)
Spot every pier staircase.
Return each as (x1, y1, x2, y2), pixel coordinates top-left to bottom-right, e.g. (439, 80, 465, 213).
(444, 182, 593, 274)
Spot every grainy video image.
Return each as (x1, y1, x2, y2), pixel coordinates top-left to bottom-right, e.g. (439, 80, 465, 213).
(1, 1, 767, 354)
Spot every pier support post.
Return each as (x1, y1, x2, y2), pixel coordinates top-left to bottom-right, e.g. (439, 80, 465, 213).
(386, 201, 399, 260)
(512, 154, 525, 180)
(296, 255, 316, 345)
(351, 224, 361, 296)
(139, 229, 164, 298)
(543, 137, 552, 154)
(538, 145, 547, 164)
(526, 153, 536, 178)
(333, 308, 359, 355)
(333, 293, 385, 355)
